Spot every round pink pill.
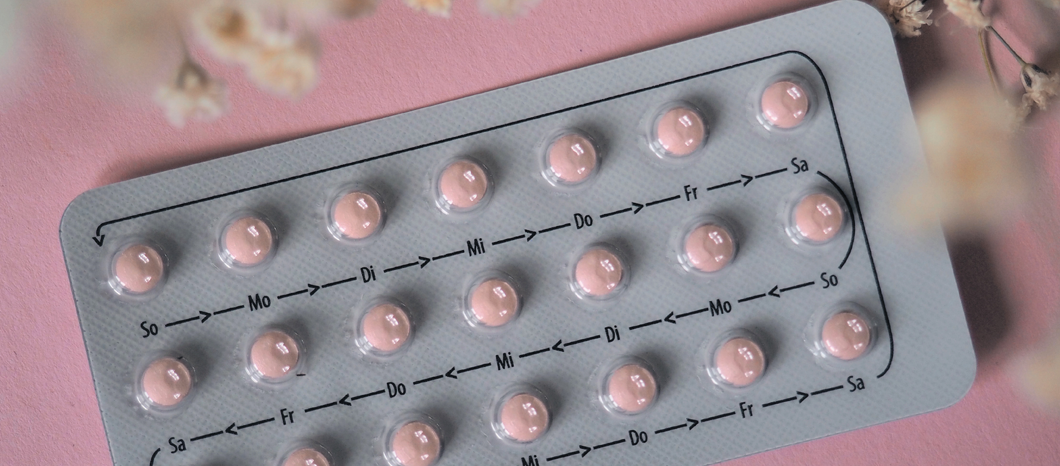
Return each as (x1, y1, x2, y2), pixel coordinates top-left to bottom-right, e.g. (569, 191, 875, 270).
(438, 160, 489, 210)
(684, 224, 735, 273)
(761, 80, 809, 129)
(391, 421, 441, 466)
(283, 447, 329, 466)
(222, 216, 273, 267)
(574, 248, 625, 298)
(113, 244, 164, 294)
(499, 393, 550, 443)
(793, 193, 844, 243)
(470, 279, 519, 327)
(822, 311, 872, 360)
(250, 330, 300, 381)
(141, 357, 192, 408)
(362, 303, 411, 353)
(715, 338, 765, 387)
(607, 364, 657, 414)
(655, 107, 705, 157)
(332, 191, 382, 240)
(548, 133, 597, 184)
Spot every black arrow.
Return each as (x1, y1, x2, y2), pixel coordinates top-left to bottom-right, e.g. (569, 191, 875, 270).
(741, 174, 754, 186)
(525, 229, 537, 242)
(225, 423, 237, 435)
(419, 256, 431, 268)
(445, 367, 457, 379)
(92, 235, 105, 247)
(664, 312, 676, 324)
(687, 417, 700, 430)
(632, 202, 644, 214)
(768, 285, 780, 298)
(199, 311, 211, 323)
(580, 445, 592, 457)
(338, 394, 351, 406)
(797, 391, 809, 403)
(308, 283, 320, 295)
(551, 340, 564, 352)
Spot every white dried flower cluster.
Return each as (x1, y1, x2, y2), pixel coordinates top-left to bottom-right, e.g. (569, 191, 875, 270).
(876, 0, 933, 38)
(154, 60, 228, 127)
(480, 0, 540, 17)
(403, 0, 453, 17)
(944, 0, 990, 29)
(1020, 63, 1060, 112)
(897, 80, 1027, 231)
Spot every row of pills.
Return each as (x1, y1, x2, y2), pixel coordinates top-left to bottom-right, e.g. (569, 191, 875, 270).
(105, 187, 845, 302)
(135, 303, 875, 415)
(103, 76, 818, 300)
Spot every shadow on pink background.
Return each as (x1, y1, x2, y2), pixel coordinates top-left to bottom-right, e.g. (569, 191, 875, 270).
(1, 0, 1059, 464)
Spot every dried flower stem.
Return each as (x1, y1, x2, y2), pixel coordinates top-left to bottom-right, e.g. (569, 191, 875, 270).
(987, 26, 1026, 65)
(979, 30, 999, 95)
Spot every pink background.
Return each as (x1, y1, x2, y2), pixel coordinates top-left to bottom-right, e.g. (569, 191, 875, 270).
(3, 0, 1060, 464)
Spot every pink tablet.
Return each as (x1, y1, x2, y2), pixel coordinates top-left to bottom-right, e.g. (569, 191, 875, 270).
(112, 243, 164, 294)
(499, 393, 550, 443)
(761, 80, 809, 129)
(250, 329, 301, 381)
(390, 421, 441, 466)
(714, 337, 765, 387)
(222, 215, 274, 267)
(655, 106, 705, 157)
(793, 192, 844, 243)
(469, 278, 520, 328)
(683, 223, 735, 273)
(140, 357, 192, 408)
(574, 247, 625, 298)
(361, 303, 411, 354)
(822, 311, 872, 360)
(547, 133, 597, 184)
(606, 363, 657, 414)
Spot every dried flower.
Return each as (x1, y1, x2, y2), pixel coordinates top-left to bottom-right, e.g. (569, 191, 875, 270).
(192, 1, 265, 62)
(1020, 63, 1060, 111)
(897, 80, 1026, 231)
(283, 0, 378, 19)
(59, 0, 180, 80)
(246, 31, 319, 99)
(943, 0, 990, 29)
(479, 0, 539, 17)
(154, 59, 227, 127)
(1016, 334, 1060, 411)
(403, 0, 452, 17)
(876, 0, 933, 37)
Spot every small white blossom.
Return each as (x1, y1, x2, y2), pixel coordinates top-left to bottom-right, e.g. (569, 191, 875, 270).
(876, 0, 933, 38)
(1020, 63, 1060, 111)
(403, 0, 452, 17)
(192, 1, 265, 62)
(943, 0, 990, 29)
(246, 31, 319, 99)
(479, 0, 539, 17)
(154, 59, 227, 127)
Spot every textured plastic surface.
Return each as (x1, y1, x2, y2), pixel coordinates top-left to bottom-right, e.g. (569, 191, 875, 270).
(59, 2, 975, 465)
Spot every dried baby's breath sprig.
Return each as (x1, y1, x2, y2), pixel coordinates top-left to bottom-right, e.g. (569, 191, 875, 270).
(876, 0, 933, 38)
(403, 0, 452, 17)
(192, 1, 265, 62)
(154, 58, 227, 127)
(283, 0, 379, 19)
(246, 30, 320, 99)
(896, 80, 1026, 232)
(987, 26, 1060, 112)
(944, 0, 990, 29)
(479, 0, 539, 18)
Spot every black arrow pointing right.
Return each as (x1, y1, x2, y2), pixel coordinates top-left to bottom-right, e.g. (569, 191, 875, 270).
(418, 256, 431, 268)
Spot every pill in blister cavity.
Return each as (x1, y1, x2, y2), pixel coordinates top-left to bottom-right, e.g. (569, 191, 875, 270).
(822, 311, 872, 360)
(140, 357, 192, 409)
(682, 223, 736, 273)
(330, 190, 384, 241)
(497, 392, 550, 443)
(359, 302, 412, 355)
(606, 363, 658, 414)
(436, 158, 491, 213)
(761, 80, 810, 129)
(281, 447, 330, 466)
(572, 245, 627, 300)
(249, 329, 302, 383)
(467, 277, 521, 328)
(545, 132, 598, 186)
(388, 421, 442, 466)
(653, 105, 706, 158)
(714, 337, 765, 387)
(792, 192, 844, 244)
(220, 215, 275, 268)
(111, 243, 165, 295)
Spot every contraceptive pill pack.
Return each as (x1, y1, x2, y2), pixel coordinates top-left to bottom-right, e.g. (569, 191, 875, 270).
(60, 2, 976, 465)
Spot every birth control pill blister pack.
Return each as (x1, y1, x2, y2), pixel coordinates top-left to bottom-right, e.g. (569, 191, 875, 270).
(60, 2, 976, 465)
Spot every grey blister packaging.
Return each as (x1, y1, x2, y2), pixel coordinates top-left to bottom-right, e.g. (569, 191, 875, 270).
(60, 2, 976, 465)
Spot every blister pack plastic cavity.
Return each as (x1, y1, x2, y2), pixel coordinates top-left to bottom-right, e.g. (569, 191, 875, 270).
(60, 2, 975, 465)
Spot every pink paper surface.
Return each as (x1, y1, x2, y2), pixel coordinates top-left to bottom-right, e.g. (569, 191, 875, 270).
(2, 1, 1059, 464)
